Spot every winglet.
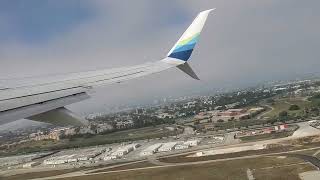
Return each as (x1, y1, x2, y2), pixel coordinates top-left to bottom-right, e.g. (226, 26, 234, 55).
(167, 9, 215, 61)
(164, 9, 214, 80)
(177, 62, 200, 80)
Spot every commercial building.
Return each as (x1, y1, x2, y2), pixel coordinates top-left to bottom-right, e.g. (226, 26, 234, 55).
(44, 155, 76, 165)
(212, 136, 224, 141)
(184, 140, 200, 147)
(158, 142, 177, 152)
(22, 162, 40, 168)
(175, 144, 189, 150)
(116, 120, 134, 129)
(156, 113, 175, 119)
(103, 155, 117, 161)
(44, 147, 106, 165)
(106, 144, 140, 160)
(140, 143, 163, 156)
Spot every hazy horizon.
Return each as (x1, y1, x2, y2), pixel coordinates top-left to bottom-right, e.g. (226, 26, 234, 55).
(1, 0, 320, 126)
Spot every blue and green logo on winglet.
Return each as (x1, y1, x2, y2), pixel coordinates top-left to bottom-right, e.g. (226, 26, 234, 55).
(168, 33, 200, 61)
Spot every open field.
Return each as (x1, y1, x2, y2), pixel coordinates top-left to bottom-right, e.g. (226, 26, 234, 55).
(0, 125, 180, 156)
(214, 118, 270, 130)
(263, 98, 311, 118)
(1, 161, 139, 180)
(159, 141, 320, 164)
(159, 146, 293, 163)
(2, 168, 85, 180)
(253, 162, 314, 180)
(89, 161, 157, 173)
(31, 156, 315, 180)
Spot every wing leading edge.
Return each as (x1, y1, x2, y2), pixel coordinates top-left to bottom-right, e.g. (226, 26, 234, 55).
(0, 9, 214, 126)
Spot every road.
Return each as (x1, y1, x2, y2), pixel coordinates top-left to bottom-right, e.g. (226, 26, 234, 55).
(256, 105, 274, 119)
(313, 150, 320, 156)
(292, 122, 320, 138)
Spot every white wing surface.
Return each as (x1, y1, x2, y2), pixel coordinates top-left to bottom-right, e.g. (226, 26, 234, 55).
(0, 9, 214, 126)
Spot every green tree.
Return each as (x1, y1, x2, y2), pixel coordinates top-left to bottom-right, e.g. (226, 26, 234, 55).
(217, 119, 224, 123)
(279, 111, 288, 117)
(289, 104, 300, 111)
(266, 99, 275, 103)
(310, 107, 320, 116)
(267, 118, 277, 125)
(279, 111, 288, 122)
(310, 93, 320, 100)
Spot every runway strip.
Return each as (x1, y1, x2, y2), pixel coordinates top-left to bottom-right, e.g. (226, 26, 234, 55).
(30, 146, 320, 180)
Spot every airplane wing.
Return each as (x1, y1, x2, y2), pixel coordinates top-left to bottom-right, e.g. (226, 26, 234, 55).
(0, 9, 214, 126)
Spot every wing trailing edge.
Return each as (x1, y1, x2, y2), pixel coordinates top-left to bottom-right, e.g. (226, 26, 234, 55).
(27, 107, 88, 126)
(177, 62, 200, 80)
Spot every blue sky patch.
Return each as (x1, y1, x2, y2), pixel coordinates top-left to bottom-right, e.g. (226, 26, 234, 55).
(0, 0, 94, 43)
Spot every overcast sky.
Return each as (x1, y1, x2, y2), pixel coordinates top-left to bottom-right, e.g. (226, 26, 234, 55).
(1, 0, 320, 114)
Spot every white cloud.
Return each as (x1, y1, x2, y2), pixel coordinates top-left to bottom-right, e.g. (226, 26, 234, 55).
(1, 0, 320, 113)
